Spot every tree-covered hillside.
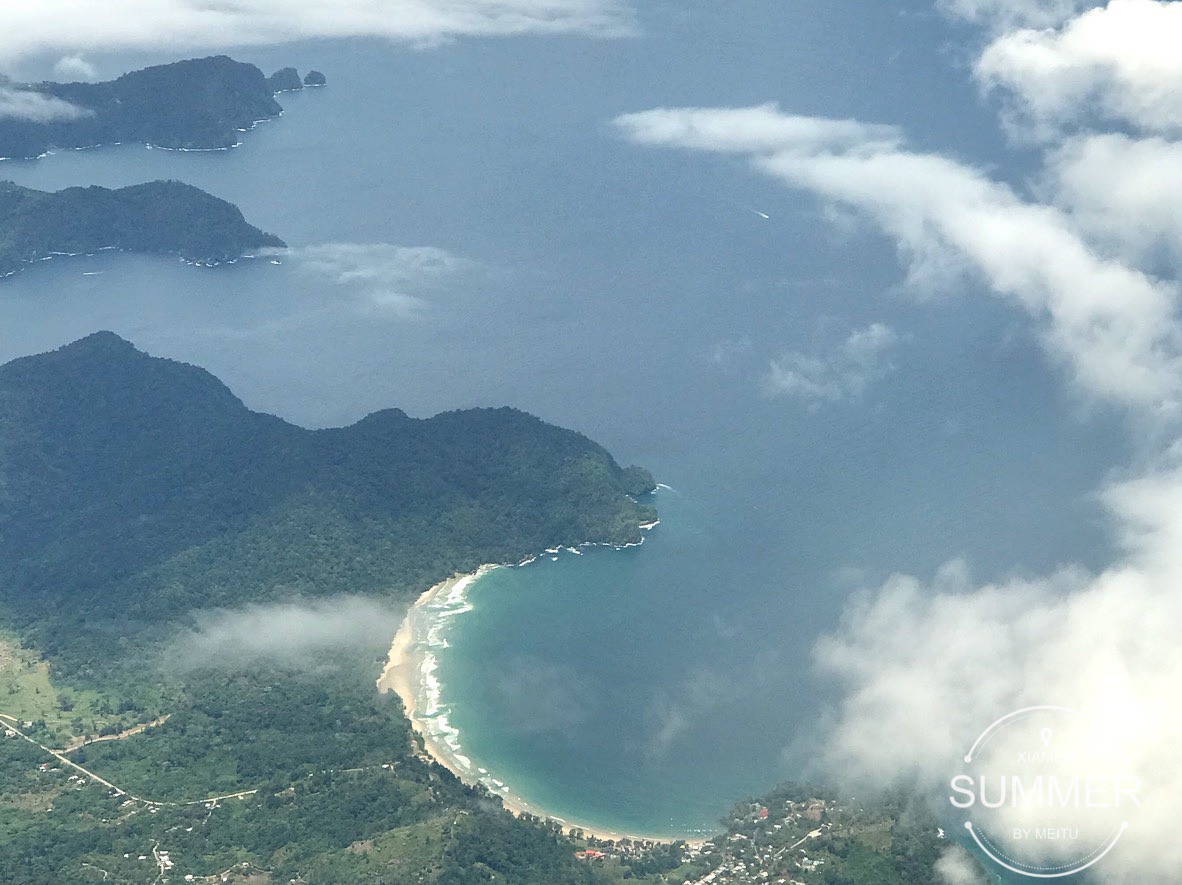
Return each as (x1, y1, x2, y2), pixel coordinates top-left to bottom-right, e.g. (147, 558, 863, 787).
(0, 332, 655, 668)
(0, 180, 285, 276)
(0, 56, 292, 158)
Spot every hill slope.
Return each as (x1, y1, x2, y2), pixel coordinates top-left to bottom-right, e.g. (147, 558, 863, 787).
(0, 333, 655, 662)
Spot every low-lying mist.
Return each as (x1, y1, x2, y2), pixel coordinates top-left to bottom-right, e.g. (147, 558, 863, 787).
(168, 595, 404, 672)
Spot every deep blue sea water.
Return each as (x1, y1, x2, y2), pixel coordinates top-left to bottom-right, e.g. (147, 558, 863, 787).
(0, 1, 1130, 838)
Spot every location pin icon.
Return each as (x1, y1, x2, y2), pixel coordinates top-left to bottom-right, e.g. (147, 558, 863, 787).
(1040, 727, 1053, 748)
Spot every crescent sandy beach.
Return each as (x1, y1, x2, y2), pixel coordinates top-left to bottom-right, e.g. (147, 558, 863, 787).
(377, 564, 698, 846)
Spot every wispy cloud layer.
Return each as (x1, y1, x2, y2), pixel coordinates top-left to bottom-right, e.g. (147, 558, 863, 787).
(0, 0, 635, 63)
(616, 103, 1182, 416)
(0, 84, 91, 122)
(172, 596, 403, 670)
(813, 467, 1182, 877)
(765, 323, 900, 405)
(286, 242, 482, 318)
(933, 844, 989, 885)
(493, 655, 594, 737)
(1045, 133, 1182, 266)
(617, 105, 902, 156)
(643, 667, 731, 759)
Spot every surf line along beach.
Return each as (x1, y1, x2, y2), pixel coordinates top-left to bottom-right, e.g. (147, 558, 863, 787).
(376, 562, 696, 845)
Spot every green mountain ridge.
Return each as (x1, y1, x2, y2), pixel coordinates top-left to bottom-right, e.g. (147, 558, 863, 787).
(0, 332, 655, 669)
(0, 180, 285, 276)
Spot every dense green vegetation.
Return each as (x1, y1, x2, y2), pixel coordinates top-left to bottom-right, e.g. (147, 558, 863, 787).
(0, 332, 664, 881)
(0, 332, 655, 676)
(0, 180, 284, 276)
(0, 653, 637, 883)
(0, 56, 297, 159)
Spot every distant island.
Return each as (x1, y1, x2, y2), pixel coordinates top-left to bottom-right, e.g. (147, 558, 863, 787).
(0, 180, 285, 277)
(267, 67, 328, 92)
(0, 55, 325, 160)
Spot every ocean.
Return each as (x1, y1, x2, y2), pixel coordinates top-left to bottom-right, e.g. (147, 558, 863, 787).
(0, 0, 1130, 839)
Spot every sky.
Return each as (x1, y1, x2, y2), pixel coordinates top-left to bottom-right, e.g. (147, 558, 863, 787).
(1, 1, 1181, 880)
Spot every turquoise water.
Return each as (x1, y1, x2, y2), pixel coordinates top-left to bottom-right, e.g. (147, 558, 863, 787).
(438, 490, 767, 837)
(0, 1, 1132, 838)
(431, 434, 1123, 838)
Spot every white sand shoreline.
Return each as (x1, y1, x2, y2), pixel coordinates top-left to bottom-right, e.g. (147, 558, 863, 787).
(377, 547, 705, 847)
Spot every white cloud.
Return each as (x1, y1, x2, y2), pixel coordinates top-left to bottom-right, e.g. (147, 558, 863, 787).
(843, 322, 900, 366)
(617, 106, 1182, 878)
(616, 12, 1182, 869)
(765, 323, 900, 404)
(288, 242, 480, 318)
(811, 464, 1182, 879)
(52, 55, 97, 81)
(616, 104, 1182, 416)
(977, 0, 1182, 137)
(812, 558, 1084, 783)
(0, 0, 635, 63)
(708, 337, 753, 370)
(1045, 133, 1182, 266)
(298, 243, 470, 285)
(173, 596, 403, 669)
(616, 103, 902, 156)
(0, 85, 91, 122)
(934, 845, 989, 885)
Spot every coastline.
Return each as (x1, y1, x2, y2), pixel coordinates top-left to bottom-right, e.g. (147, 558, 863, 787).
(1, 249, 273, 281)
(377, 548, 702, 847)
(377, 564, 498, 723)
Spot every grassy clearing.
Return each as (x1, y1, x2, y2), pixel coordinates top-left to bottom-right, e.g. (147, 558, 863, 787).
(0, 631, 115, 745)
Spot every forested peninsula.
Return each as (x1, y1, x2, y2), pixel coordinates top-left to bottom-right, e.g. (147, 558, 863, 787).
(0, 180, 285, 276)
(0, 55, 321, 159)
(0, 332, 655, 666)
